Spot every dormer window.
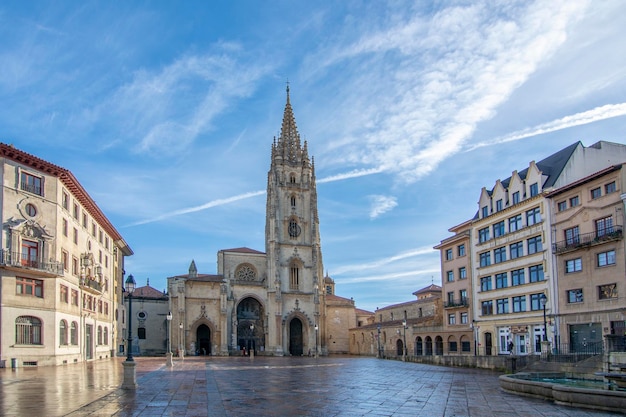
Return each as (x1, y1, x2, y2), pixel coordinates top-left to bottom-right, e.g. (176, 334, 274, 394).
(481, 206, 488, 218)
(496, 199, 503, 212)
(512, 191, 520, 205)
(530, 182, 539, 197)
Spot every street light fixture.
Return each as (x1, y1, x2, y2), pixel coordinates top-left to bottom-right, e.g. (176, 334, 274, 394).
(249, 324, 255, 359)
(122, 274, 136, 389)
(402, 319, 407, 361)
(314, 324, 319, 358)
(377, 324, 382, 359)
(179, 322, 184, 360)
(166, 312, 173, 367)
(540, 293, 548, 342)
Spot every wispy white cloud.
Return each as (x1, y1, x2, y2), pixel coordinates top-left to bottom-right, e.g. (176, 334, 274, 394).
(92, 50, 275, 155)
(467, 103, 626, 151)
(332, 246, 437, 275)
(126, 190, 266, 227)
(368, 195, 397, 219)
(308, 1, 590, 184)
(317, 167, 385, 183)
(338, 269, 440, 285)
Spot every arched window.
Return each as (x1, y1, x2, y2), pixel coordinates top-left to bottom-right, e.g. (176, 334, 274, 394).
(435, 336, 444, 355)
(290, 195, 296, 208)
(415, 336, 423, 356)
(59, 320, 68, 345)
(97, 326, 103, 345)
(104, 327, 109, 345)
(71, 321, 78, 345)
(290, 263, 300, 290)
(289, 173, 296, 184)
(15, 316, 42, 345)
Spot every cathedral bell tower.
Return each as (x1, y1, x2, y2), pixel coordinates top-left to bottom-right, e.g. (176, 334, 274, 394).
(265, 86, 325, 356)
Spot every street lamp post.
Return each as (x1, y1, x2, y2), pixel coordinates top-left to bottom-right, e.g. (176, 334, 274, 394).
(166, 312, 173, 367)
(377, 324, 382, 359)
(179, 323, 184, 360)
(540, 293, 548, 342)
(402, 319, 407, 361)
(249, 324, 255, 359)
(122, 274, 137, 389)
(314, 324, 319, 358)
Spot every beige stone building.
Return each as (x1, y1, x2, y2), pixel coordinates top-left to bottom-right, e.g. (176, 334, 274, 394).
(0, 143, 132, 367)
(547, 164, 626, 350)
(442, 140, 626, 357)
(350, 284, 443, 358)
(123, 280, 169, 356)
(167, 88, 365, 356)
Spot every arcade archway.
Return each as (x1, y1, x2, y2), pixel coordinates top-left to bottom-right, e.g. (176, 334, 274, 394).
(236, 297, 265, 354)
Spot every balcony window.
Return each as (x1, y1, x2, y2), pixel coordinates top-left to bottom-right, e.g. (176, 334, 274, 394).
(565, 226, 580, 245)
(596, 217, 614, 237)
(21, 172, 43, 196)
(21, 239, 38, 268)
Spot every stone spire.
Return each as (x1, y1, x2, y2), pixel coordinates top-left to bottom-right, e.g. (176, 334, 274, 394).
(189, 260, 198, 278)
(273, 85, 309, 166)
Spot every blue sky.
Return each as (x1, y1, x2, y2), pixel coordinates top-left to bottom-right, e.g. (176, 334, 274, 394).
(2, 1, 626, 312)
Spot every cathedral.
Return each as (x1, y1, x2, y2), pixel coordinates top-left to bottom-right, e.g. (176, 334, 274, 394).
(167, 87, 367, 356)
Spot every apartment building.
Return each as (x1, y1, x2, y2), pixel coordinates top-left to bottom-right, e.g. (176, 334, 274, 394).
(434, 220, 476, 354)
(547, 164, 626, 351)
(0, 143, 132, 367)
(439, 141, 626, 357)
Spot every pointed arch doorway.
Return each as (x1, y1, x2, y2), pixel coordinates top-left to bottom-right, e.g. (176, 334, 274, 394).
(236, 297, 265, 354)
(197, 324, 211, 355)
(289, 318, 303, 356)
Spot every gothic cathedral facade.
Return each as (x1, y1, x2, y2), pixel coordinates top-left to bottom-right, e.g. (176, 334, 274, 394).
(168, 87, 327, 356)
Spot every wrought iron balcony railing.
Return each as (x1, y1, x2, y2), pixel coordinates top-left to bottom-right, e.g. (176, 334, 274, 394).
(444, 298, 469, 308)
(81, 277, 103, 293)
(552, 226, 623, 254)
(0, 249, 63, 275)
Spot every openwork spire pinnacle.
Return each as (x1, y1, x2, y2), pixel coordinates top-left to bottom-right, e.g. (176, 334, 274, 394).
(276, 85, 309, 166)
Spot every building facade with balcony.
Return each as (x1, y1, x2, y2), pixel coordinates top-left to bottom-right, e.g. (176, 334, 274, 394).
(0, 143, 132, 367)
(440, 140, 626, 357)
(434, 220, 476, 354)
(547, 164, 626, 353)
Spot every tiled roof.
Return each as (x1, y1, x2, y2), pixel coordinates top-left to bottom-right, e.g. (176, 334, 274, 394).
(130, 285, 167, 299)
(220, 247, 265, 255)
(414, 284, 442, 295)
(169, 273, 223, 282)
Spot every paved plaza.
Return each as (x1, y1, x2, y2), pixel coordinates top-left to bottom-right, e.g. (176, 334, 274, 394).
(0, 356, 621, 417)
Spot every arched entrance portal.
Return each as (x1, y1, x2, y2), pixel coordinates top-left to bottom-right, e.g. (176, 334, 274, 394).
(197, 324, 211, 355)
(289, 318, 303, 356)
(236, 297, 265, 354)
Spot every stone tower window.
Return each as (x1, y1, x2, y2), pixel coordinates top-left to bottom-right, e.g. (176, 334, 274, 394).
(290, 264, 300, 290)
(289, 173, 296, 184)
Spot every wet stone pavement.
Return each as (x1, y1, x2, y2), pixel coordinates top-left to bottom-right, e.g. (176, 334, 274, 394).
(0, 356, 622, 416)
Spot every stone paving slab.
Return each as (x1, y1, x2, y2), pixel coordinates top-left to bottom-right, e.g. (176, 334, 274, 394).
(0, 356, 622, 416)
